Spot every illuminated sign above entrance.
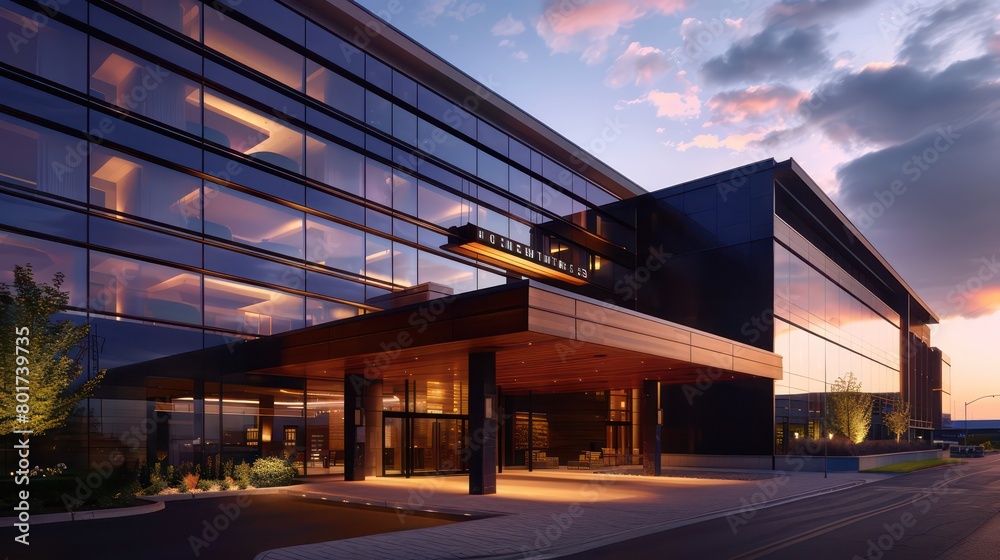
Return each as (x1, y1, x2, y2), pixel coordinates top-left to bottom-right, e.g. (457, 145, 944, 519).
(446, 224, 590, 285)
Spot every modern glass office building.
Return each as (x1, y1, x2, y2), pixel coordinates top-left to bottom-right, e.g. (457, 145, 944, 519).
(0, 0, 948, 488)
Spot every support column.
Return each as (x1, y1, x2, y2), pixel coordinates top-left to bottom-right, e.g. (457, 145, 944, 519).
(344, 374, 366, 481)
(259, 394, 274, 458)
(363, 378, 383, 477)
(641, 380, 662, 476)
(468, 352, 497, 495)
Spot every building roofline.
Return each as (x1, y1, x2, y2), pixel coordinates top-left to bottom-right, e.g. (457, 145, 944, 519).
(283, 0, 647, 200)
(775, 158, 939, 324)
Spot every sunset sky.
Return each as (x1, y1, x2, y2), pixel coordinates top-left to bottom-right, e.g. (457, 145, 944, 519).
(354, 0, 1000, 421)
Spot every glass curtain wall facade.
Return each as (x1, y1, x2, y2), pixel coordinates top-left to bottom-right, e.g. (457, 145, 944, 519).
(773, 224, 901, 452)
(0, 0, 636, 471)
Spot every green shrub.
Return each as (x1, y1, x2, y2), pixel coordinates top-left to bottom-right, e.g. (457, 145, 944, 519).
(249, 456, 297, 488)
(219, 477, 232, 491)
(196, 479, 214, 492)
(222, 459, 235, 480)
(234, 461, 251, 489)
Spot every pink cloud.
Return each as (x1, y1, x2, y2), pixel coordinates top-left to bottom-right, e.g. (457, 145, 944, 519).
(618, 88, 702, 119)
(537, 0, 686, 64)
(675, 130, 766, 152)
(605, 41, 674, 88)
(704, 85, 808, 126)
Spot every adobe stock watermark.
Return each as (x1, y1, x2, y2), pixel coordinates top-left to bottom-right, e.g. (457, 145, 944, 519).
(945, 255, 1000, 312)
(726, 438, 822, 533)
(852, 461, 971, 559)
(518, 474, 619, 559)
(188, 494, 253, 557)
(853, 126, 960, 230)
(5, 0, 72, 55)
(555, 245, 670, 363)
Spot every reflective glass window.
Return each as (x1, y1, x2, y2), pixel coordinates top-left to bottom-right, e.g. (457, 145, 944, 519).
(89, 251, 202, 324)
(366, 234, 392, 285)
(542, 157, 573, 190)
(478, 150, 508, 190)
(204, 276, 303, 335)
(392, 70, 416, 106)
(204, 151, 304, 206)
(306, 60, 364, 119)
(90, 216, 201, 267)
(509, 139, 529, 168)
(0, 113, 86, 201)
(305, 216, 364, 274)
(306, 188, 364, 225)
(89, 4, 200, 73)
(204, 6, 302, 90)
(365, 158, 392, 207)
(417, 251, 476, 294)
(0, 73, 86, 130)
(478, 121, 508, 157)
(417, 119, 476, 174)
(543, 184, 573, 218)
(418, 182, 471, 229)
(0, 2, 85, 91)
(0, 192, 85, 241)
(112, 0, 201, 40)
(305, 20, 362, 77)
(204, 60, 304, 122)
(393, 169, 417, 215)
(509, 168, 530, 202)
(417, 86, 475, 138)
(307, 298, 362, 326)
(203, 89, 304, 174)
(204, 182, 304, 258)
(205, 245, 304, 289)
(394, 242, 417, 288)
(587, 182, 617, 206)
(0, 232, 87, 307)
(306, 270, 364, 302)
(305, 134, 363, 196)
(90, 146, 201, 230)
(366, 208, 391, 234)
(94, 109, 201, 169)
(366, 91, 392, 134)
(392, 105, 417, 146)
(91, 317, 202, 370)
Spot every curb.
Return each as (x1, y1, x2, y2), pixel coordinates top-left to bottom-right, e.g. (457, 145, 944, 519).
(0, 486, 294, 526)
(143, 486, 287, 502)
(278, 489, 497, 520)
(0, 498, 163, 527)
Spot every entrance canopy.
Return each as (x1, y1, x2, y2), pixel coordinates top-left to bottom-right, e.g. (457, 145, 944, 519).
(116, 280, 781, 391)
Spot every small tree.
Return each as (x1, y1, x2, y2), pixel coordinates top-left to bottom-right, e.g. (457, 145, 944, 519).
(884, 397, 911, 443)
(0, 264, 104, 435)
(828, 372, 872, 444)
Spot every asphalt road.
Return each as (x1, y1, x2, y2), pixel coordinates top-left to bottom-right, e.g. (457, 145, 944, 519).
(0, 494, 455, 560)
(573, 455, 1000, 560)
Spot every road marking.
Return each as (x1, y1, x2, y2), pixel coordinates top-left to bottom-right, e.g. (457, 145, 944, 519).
(728, 465, 980, 560)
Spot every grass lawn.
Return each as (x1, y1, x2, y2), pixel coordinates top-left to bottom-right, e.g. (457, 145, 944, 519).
(862, 458, 964, 473)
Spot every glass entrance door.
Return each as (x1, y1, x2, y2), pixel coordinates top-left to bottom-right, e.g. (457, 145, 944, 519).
(383, 414, 467, 476)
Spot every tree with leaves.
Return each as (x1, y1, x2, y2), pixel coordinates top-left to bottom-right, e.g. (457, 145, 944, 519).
(884, 397, 911, 443)
(828, 372, 872, 444)
(0, 264, 104, 435)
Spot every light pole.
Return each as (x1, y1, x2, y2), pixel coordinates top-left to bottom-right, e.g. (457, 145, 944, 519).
(965, 395, 1000, 445)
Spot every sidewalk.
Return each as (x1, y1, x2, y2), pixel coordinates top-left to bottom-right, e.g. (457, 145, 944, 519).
(255, 468, 888, 560)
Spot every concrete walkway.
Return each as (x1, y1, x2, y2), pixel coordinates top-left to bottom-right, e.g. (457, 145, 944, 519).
(255, 467, 889, 560)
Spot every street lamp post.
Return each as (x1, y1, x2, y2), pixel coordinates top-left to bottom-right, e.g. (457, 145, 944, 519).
(965, 395, 1000, 445)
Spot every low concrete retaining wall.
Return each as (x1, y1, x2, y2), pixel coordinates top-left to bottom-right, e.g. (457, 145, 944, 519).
(663, 449, 943, 472)
(662, 454, 773, 470)
(775, 449, 943, 472)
